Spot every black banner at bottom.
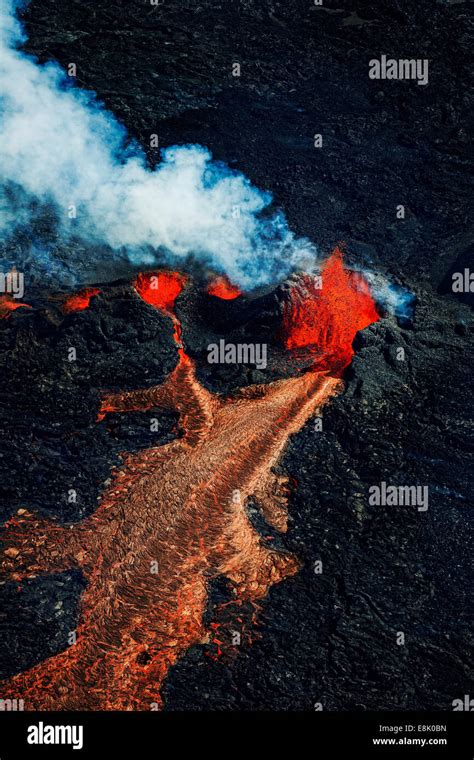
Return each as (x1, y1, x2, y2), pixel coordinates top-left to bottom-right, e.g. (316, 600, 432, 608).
(0, 710, 471, 758)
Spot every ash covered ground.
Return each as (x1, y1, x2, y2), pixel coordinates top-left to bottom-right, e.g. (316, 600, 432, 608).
(0, 0, 472, 710)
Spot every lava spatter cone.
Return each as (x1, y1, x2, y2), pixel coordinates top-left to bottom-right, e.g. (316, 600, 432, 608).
(283, 247, 380, 374)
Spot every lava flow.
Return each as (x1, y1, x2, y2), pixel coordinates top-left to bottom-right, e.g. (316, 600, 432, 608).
(133, 269, 188, 366)
(1, 256, 379, 710)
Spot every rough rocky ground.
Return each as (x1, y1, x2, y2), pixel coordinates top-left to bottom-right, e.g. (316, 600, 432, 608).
(0, 0, 472, 710)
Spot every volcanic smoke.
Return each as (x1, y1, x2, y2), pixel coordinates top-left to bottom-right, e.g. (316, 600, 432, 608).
(1, 250, 379, 710)
(0, 0, 317, 289)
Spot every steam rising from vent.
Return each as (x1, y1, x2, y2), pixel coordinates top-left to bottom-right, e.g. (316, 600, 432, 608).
(0, 0, 317, 289)
(363, 273, 416, 320)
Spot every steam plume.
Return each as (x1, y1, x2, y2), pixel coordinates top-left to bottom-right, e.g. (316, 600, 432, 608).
(363, 272, 415, 320)
(0, 0, 317, 289)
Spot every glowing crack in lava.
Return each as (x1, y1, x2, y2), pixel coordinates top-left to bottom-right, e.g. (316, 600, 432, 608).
(131, 270, 188, 368)
(1, 253, 379, 710)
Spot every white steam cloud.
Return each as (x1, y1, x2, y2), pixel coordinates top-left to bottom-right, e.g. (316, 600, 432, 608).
(0, 0, 317, 289)
(363, 272, 415, 320)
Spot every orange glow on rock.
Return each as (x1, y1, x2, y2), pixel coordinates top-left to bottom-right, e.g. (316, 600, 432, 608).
(207, 276, 242, 300)
(134, 271, 186, 313)
(283, 247, 379, 373)
(62, 288, 100, 314)
(0, 295, 32, 319)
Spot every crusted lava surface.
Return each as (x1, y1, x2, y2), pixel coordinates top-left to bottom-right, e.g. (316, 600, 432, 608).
(2, 348, 339, 708)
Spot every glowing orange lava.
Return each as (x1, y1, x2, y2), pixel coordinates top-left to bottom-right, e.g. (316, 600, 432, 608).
(134, 271, 186, 313)
(207, 276, 242, 300)
(283, 247, 379, 372)
(62, 288, 100, 314)
(0, 295, 31, 319)
(1, 255, 379, 710)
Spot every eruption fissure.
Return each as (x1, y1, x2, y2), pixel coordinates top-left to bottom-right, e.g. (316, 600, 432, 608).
(207, 276, 242, 300)
(283, 248, 380, 372)
(1, 252, 379, 709)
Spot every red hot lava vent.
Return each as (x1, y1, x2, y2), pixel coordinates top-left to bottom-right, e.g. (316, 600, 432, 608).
(134, 271, 186, 313)
(283, 247, 380, 372)
(207, 275, 242, 300)
(0, 294, 31, 319)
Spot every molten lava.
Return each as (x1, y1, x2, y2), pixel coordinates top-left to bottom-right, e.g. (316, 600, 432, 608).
(0, 295, 31, 319)
(62, 288, 100, 314)
(207, 276, 242, 300)
(134, 271, 186, 313)
(1, 253, 379, 710)
(134, 270, 189, 367)
(283, 247, 379, 372)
